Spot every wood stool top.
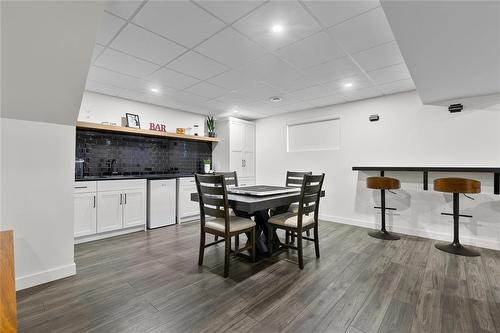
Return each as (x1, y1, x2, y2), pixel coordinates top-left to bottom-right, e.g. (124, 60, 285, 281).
(366, 176, 401, 190)
(434, 177, 481, 194)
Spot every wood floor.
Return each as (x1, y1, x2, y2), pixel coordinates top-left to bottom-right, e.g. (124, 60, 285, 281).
(17, 221, 500, 333)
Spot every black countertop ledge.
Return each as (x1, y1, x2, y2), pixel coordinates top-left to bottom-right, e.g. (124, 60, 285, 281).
(75, 173, 197, 181)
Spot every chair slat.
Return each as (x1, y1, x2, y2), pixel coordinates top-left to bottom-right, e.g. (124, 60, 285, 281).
(199, 184, 225, 195)
(287, 178, 303, 185)
(287, 171, 312, 178)
(304, 184, 322, 194)
(202, 195, 225, 206)
(305, 175, 324, 183)
(301, 204, 316, 215)
(302, 194, 317, 204)
(203, 206, 226, 218)
(214, 171, 239, 187)
(196, 174, 224, 184)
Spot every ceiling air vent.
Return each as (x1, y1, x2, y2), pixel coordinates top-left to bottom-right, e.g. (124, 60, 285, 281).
(449, 104, 463, 113)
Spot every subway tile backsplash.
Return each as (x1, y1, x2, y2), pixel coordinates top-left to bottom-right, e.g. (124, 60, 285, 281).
(76, 130, 212, 177)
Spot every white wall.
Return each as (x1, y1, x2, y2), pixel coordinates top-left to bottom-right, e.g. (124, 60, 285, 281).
(79, 91, 207, 135)
(256, 91, 500, 250)
(1, 119, 76, 289)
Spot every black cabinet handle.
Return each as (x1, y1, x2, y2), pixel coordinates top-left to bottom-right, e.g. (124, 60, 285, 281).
(120, 193, 122, 205)
(124, 193, 127, 204)
(93, 195, 96, 208)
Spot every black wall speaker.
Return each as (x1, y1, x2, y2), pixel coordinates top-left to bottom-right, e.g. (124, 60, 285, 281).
(369, 114, 380, 122)
(449, 104, 463, 113)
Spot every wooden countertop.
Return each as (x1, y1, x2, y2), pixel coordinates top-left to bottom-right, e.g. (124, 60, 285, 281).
(0, 230, 16, 333)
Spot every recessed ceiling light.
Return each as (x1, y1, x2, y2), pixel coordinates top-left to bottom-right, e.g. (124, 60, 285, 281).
(343, 83, 353, 88)
(150, 88, 160, 93)
(271, 24, 284, 33)
(270, 96, 282, 102)
(232, 109, 239, 113)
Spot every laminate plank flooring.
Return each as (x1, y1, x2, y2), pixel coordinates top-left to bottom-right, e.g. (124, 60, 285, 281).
(17, 221, 500, 333)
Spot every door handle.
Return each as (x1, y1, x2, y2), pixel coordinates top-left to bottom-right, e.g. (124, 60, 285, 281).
(120, 193, 123, 205)
(124, 193, 127, 204)
(93, 195, 96, 208)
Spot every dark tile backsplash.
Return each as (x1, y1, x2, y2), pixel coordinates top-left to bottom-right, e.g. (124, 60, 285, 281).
(76, 130, 212, 177)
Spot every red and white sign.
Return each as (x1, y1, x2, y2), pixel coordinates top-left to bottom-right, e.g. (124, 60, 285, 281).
(149, 123, 167, 132)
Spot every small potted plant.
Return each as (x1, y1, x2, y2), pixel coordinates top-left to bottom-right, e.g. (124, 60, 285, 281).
(206, 116, 216, 137)
(202, 159, 211, 173)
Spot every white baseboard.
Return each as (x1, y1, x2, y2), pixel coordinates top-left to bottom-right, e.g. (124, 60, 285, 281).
(74, 226, 145, 244)
(319, 214, 500, 251)
(16, 262, 76, 291)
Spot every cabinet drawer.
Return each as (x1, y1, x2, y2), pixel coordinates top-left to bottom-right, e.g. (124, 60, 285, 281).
(74, 181, 97, 193)
(97, 179, 146, 192)
(177, 177, 196, 186)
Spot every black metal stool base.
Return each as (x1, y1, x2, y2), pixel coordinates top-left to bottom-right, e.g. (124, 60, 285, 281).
(435, 242, 480, 257)
(368, 230, 400, 240)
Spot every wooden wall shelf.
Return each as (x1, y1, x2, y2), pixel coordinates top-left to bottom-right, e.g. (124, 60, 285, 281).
(76, 121, 220, 143)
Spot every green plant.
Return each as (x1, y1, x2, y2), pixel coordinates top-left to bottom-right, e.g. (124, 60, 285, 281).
(202, 159, 211, 165)
(206, 116, 215, 133)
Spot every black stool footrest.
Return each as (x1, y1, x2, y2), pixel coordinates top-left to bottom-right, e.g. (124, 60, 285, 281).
(374, 206, 397, 211)
(435, 242, 480, 257)
(368, 230, 400, 240)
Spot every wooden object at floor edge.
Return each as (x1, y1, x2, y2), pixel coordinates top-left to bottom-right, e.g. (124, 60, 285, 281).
(0, 230, 17, 333)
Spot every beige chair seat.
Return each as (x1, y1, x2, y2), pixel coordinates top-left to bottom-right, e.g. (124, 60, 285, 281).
(268, 212, 315, 228)
(205, 216, 255, 233)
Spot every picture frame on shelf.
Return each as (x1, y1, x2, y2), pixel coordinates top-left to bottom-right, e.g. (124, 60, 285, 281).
(126, 113, 141, 129)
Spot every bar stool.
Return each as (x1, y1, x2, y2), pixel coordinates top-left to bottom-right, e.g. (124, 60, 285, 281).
(434, 177, 481, 257)
(366, 176, 401, 240)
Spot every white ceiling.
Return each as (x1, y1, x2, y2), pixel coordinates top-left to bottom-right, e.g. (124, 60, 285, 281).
(86, 0, 415, 119)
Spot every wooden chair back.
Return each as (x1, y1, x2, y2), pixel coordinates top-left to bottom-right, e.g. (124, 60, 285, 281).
(297, 174, 325, 228)
(286, 171, 312, 187)
(195, 174, 230, 233)
(214, 171, 239, 187)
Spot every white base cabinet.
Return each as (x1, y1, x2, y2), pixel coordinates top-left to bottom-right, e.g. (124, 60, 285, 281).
(74, 179, 146, 243)
(177, 177, 200, 223)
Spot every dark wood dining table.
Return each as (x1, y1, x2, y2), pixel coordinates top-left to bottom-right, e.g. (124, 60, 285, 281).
(191, 189, 325, 255)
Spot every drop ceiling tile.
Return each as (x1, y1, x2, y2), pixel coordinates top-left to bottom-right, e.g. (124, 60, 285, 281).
(328, 7, 394, 54)
(207, 70, 257, 90)
(323, 75, 374, 91)
(195, 28, 267, 68)
(368, 63, 411, 85)
(106, 0, 143, 20)
(167, 51, 228, 80)
(233, 1, 322, 50)
(353, 41, 404, 72)
(302, 1, 380, 28)
(96, 12, 126, 45)
(184, 82, 228, 99)
(91, 44, 105, 62)
(342, 86, 382, 101)
(305, 56, 364, 85)
(146, 68, 199, 90)
(307, 94, 347, 108)
(133, 1, 225, 48)
(291, 84, 335, 101)
(276, 31, 345, 69)
(211, 91, 256, 107)
(239, 54, 303, 90)
(280, 74, 323, 93)
(85, 80, 124, 97)
(379, 78, 415, 95)
(118, 89, 151, 104)
(237, 81, 286, 101)
(87, 66, 139, 89)
(111, 24, 187, 65)
(279, 101, 315, 112)
(194, 0, 265, 24)
(95, 48, 159, 77)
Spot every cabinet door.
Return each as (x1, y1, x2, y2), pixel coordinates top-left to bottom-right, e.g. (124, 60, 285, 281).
(97, 191, 123, 233)
(178, 183, 200, 223)
(123, 189, 146, 228)
(230, 122, 244, 151)
(242, 151, 255, 178)
(230, 151, 243, 175)
(74, 192, 97, 237)
(243, 124, 255, 152)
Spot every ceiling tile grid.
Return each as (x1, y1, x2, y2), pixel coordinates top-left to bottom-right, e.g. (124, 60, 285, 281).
(86, 0, 416, 119)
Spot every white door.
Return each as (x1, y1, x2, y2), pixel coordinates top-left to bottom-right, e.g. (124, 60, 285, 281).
(243, 124, 255, 152)
(230, 122, 244, 151)
(97, 190, 123, 232)
(178, 182, 200, 223)
(230, 151, 243, 175)
(123, 188, 146, 228)
(242, 151, 255, 178)
(74, 192, 97, 237)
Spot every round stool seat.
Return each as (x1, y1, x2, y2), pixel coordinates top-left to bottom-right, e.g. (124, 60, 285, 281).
(366, 176, 400, 190)
(434, 177, 481, 194)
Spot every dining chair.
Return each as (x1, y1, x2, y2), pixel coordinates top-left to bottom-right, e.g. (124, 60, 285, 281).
(267, 173, 325, 269)
(195, 174, 256, 278)
(284, 171, 312, 243)
(213, 171, 239, 246)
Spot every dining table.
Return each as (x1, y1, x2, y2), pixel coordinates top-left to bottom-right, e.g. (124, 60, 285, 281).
(190, 189, 326, 256)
